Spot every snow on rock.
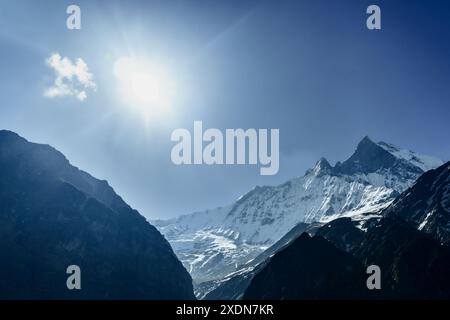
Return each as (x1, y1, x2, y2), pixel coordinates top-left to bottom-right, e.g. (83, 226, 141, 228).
(154, 137, 443, 284)
(377, 141, 442, 172)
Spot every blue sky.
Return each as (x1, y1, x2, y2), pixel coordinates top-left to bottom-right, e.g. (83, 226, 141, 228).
(1, 0, 449, 219)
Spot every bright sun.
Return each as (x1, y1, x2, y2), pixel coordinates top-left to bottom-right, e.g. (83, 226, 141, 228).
(113, 57, 175, 116)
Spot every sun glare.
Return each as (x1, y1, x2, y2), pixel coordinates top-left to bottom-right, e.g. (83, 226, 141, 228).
(113, 57, 175, 117)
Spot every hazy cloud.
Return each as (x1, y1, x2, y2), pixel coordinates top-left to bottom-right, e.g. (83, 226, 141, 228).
(44, 53, 96, 101)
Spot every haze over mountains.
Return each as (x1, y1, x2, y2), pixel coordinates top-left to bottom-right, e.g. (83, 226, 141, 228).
(154, 136, 443, 289)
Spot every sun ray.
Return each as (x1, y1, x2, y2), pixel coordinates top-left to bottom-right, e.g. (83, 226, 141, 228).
(113, 56, 176, 119)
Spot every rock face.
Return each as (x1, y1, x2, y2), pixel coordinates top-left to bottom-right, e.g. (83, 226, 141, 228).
(315, 217, 365, 253)
(154, 136, 442, 287)
(243, 217, 450, 300)
(353, 217, 450, 299)
(242, 233, 370, 300)
(383, 161, 450, 245)
(0, 130, 195, 299)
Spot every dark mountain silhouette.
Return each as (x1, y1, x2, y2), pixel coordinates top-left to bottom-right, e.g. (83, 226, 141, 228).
(354, 217, 450, 299)
(315, 217, 365, 253)
(0, 130, 195, 299)
(202, 223, 312, 300)
(243, 216, 450, 300)
(242, 233, 370, 300)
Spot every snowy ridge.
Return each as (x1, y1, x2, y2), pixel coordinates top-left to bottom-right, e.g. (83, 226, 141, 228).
(154, 137, 443, 285)
(377, 141, 442, 172)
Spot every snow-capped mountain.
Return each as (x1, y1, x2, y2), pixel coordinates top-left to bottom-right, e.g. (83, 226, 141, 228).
(154, 136, 443, 285)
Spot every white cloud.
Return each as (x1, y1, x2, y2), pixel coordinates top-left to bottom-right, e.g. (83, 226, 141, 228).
(44, 53, 96, 101)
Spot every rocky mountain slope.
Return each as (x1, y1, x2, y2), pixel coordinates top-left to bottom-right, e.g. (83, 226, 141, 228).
(383, 161, 450, 245)
(242, 233, 371, 300)
(0, 130, 194, 299)
(201, 222, 313, 300)
(243, 216, 450, 299)
(353, 217, 450, 299)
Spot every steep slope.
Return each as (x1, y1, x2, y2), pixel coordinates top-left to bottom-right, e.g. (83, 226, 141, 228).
(242, 217, 450, 300)
(383, 161, 450, 245)
(353, 217, 450, 299)
(155, 137, 442, 285)
(242, 233, 370, 300)
(315, 217, 366, 253)
(0, 130, 194, 299)
(201, 222, 312, 300)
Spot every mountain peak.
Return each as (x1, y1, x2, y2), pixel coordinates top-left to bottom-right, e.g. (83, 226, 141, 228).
(0, 129, 24, 143)
(312, 157, 332, 176)
(333, 136, 396, 175)
(359, 135, 375, 145)
(356, 135, 383, 154)
(0, 129, 19, 136)
(317, 157, 331, 166)
(0, 129, 195, 299)
(333, 136, 442, 176)
(303, 136, 441, 178)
